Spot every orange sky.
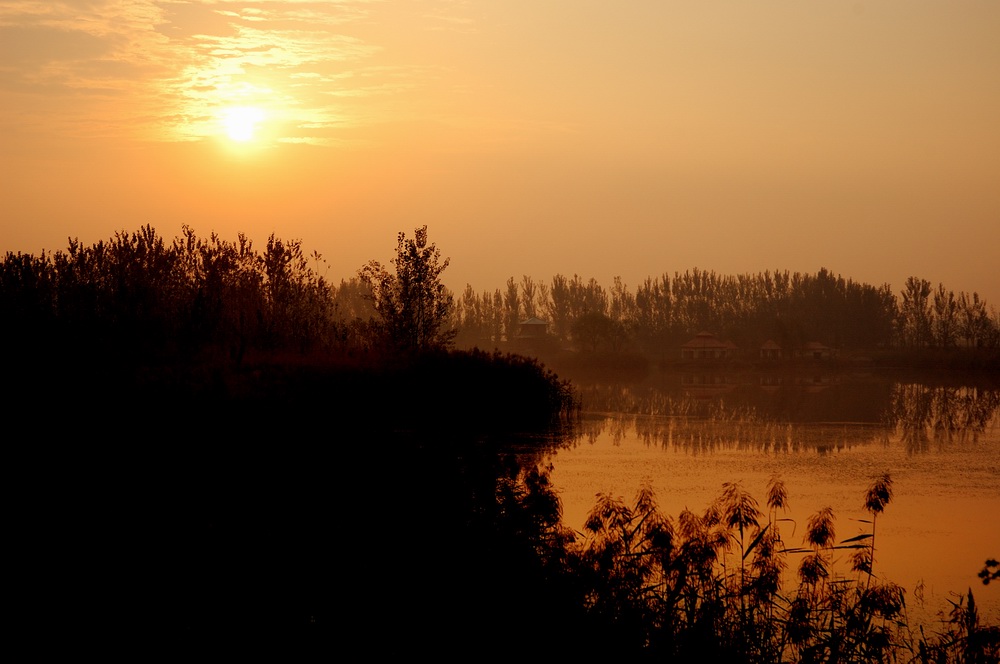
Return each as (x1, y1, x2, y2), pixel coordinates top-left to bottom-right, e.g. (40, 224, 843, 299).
(2, 1, 999, 306)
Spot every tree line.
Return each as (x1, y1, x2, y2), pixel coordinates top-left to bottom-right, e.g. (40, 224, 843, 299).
(445, 270, 999, 356)
(3, 225, 998, 367)
(2, 225, 339, 365)
(1, 224, 583, 434)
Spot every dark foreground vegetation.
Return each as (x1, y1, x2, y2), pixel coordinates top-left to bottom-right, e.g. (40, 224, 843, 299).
(4, 226, 998, 660)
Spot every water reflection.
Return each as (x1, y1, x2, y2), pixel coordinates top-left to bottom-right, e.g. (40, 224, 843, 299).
(548, 374, 1000, 629)
(571, 411, 888, 455)
(890, 383, 1000, 452)
(568, 372, 1000, 454)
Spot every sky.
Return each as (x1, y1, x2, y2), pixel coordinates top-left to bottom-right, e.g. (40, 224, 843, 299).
(2, 1, 999, 306)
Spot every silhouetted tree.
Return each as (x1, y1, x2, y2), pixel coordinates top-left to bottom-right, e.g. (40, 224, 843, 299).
(900, 276, 933, 348)
(959, 292, 992, 348)
(933, 283, 960, 349)
(358, 225, 456, 352)
(503, 276, 521, 343)
(520, 275, 540, 320)
(545, 274, 573, 341)
(631, 274, 673, 353)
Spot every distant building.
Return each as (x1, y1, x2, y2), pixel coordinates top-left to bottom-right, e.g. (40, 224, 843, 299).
(516, 317, 549, 339)
(681, 332, 736, 360)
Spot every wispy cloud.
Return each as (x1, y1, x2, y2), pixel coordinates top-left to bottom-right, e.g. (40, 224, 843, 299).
(0, 0, 472, 145)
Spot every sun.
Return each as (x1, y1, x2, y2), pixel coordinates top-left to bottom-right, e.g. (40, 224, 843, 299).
(220, 106, 265, 142)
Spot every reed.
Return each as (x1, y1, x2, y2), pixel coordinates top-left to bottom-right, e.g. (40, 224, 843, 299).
(569, 471, 999, 662)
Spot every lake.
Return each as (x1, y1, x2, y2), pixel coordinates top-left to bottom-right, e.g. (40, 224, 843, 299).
(545, 369, 1000, 628)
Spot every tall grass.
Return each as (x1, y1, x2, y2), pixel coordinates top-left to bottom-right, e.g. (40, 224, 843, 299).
(569, 472, 1000, 662)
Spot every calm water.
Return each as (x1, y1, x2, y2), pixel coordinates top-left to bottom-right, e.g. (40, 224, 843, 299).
(546, 371, 1000, 627)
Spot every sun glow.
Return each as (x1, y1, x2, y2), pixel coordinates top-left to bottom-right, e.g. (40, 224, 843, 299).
(221, 106, 265, 142)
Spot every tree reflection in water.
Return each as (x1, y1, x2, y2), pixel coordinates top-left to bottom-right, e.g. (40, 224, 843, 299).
(564, 372, 999, 455)
(890, 383, 1000, 452)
